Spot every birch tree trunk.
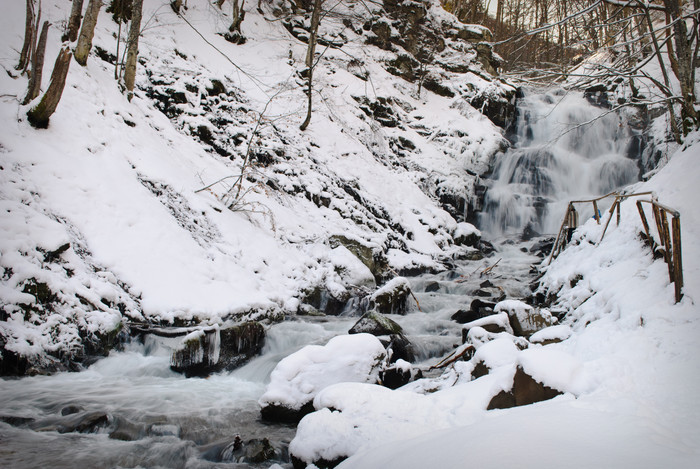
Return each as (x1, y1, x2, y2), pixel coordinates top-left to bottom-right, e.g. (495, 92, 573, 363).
(74, 0, 102, 66)
(300, 0, 322, 131)
(63, 0, 85, 42)
(123, 0, 142, 100)
(27, 46, 72, 128)
(23, 21, 50, 105)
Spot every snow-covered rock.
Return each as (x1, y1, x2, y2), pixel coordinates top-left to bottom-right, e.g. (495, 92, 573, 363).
(259, 333, 386, 422)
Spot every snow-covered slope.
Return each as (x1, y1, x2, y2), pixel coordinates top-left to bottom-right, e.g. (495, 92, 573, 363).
(0, 1, 512, 371)
(289, 132, 700, 467)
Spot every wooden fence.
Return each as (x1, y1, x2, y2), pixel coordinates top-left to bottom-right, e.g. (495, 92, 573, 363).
(548, 191, 683, 303)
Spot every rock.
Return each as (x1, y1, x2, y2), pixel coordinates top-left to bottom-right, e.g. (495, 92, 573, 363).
(453, 222, 481, 247)
(329, 234, 387, 281)
(60, 405, 83, 416)
(384, 333, 415, 363)
(462, 312, 513, 336)
(349, 311, 403, 336)
(529, 325, 573, 346)
(424, 281, 440, 292)
(379, 359, 418, 389)
(495, 300, 556, 338)
(370, 277, 412, 315)
(109, 417, 146, 441)
(451, 309, 481, 324)
(32, 411, 110, 434)
(243, 438, 277, 463)
(487, 365, 563, 410)
(170, 322, 265, 377)
(259, 334, 386, 424)
(473, 286, 506, 302)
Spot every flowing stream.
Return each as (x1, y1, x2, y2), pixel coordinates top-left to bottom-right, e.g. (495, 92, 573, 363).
(0, 89, 641, 468)
(480, 89, 640, 238)
(0, 238, 541, 469)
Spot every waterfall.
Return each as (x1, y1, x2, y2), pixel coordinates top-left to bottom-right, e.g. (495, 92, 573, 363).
(480, 89, 640, 238)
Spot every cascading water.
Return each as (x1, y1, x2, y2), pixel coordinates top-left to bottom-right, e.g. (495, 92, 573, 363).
(480, 89, 641, 238)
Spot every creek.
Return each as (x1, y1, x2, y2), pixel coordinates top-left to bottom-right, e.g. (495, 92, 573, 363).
(0, 89, 642, 468)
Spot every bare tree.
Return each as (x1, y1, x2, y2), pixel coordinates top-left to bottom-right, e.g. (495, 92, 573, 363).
(123, 0, 143, 100)
(299, 0, 323, 131)
(27, 46, 72, 128)
(63, 0, 85, 42)
(17, 0, 38, 73)
(74, 0, 103, 66)
(23, 20, 50, 105)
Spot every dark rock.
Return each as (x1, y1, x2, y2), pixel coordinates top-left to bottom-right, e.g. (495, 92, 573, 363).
(529, 237, 555, 257)
(60, 405, 83, 416)
(32, 411, 110, 434)
(244, 438, 277, 463)
(109, 417, 146, 441)
(451, 309, 481, 324)
(380, 361, 419, 389)
(0, 415, 35, 426)
(424, 281, 440, 293)
(329, 234, 386, 281)
(487, 366, 563, 410)
(370, 278, 412, 316)
(385, 334, 415, 363)
(170, 322, 265, 377)
(480, 280, 493, 288)
(471, 360, 490, 380)
(471, 298, 496, 315)
(349, 311, 403, 336)
(423, 76, 454, 97)
(260, 401, 315, 424)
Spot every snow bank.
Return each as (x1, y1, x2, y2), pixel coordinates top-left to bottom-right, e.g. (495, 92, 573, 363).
(259, 334, 386, 412)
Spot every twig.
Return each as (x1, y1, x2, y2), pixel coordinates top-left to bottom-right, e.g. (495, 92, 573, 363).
(480, 258, 501, 277)
(428, 345, 474, 371)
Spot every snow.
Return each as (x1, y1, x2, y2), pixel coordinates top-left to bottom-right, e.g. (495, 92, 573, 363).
(0, 0, 508, 361)
(1, 1, 699, 468)
(258, 333, 386, 411)
(290, 132, 700, 467)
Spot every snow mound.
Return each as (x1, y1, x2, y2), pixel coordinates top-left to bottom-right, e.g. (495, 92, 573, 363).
(259, 333, 386, 412)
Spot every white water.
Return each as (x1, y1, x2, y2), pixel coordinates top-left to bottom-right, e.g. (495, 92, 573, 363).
(0, 239, 541, 469)
(481, 90, 640, 237)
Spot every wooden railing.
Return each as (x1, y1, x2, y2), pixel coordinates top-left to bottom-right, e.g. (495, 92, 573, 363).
(548, 191, 683, 303)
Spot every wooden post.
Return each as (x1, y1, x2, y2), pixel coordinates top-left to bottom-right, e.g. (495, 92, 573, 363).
(593, 200, 600, 223)
(660, 208, 674, 282)
(652, 203, 666, 250)
(671, 215, 683, 302)
(615, 197, 621, 225)
(548, 204, 570, 264)
(636, 201, 654, 248)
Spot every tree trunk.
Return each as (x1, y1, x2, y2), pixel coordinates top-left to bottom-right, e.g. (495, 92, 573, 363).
(123, 0, 143, 100)
(299, 0, 322, 131)
(662, 0, 698, 133)
(27, 46, 72, 128)
(23, 20, 50, 105)
(17, 0, 36, 72)
(64, 0, 85, 42)
(74, 0, 102, 66)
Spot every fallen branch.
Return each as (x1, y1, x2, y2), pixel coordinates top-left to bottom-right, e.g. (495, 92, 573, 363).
(428, 344, 474, 371)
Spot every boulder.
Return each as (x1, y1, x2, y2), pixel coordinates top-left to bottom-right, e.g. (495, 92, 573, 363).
(170, 322, 265, 377)
(259, 334, 386, 423)
(370, 277, 412, 315)
(453, 222, 481, 247)
(495, 300, 556, 338)
(529, 325, 573, 346)
(487, 365, 563, 410)
(424, 281, 440, 293)
(349, 311, 403, 336)
(379, 359, 419, 389)
(462, 312, 513, 337)
(329, 234, 386, 281)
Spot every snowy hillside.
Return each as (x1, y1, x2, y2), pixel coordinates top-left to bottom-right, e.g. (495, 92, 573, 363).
(288, 132, 700, 468)
(1, 0, 513, 371)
